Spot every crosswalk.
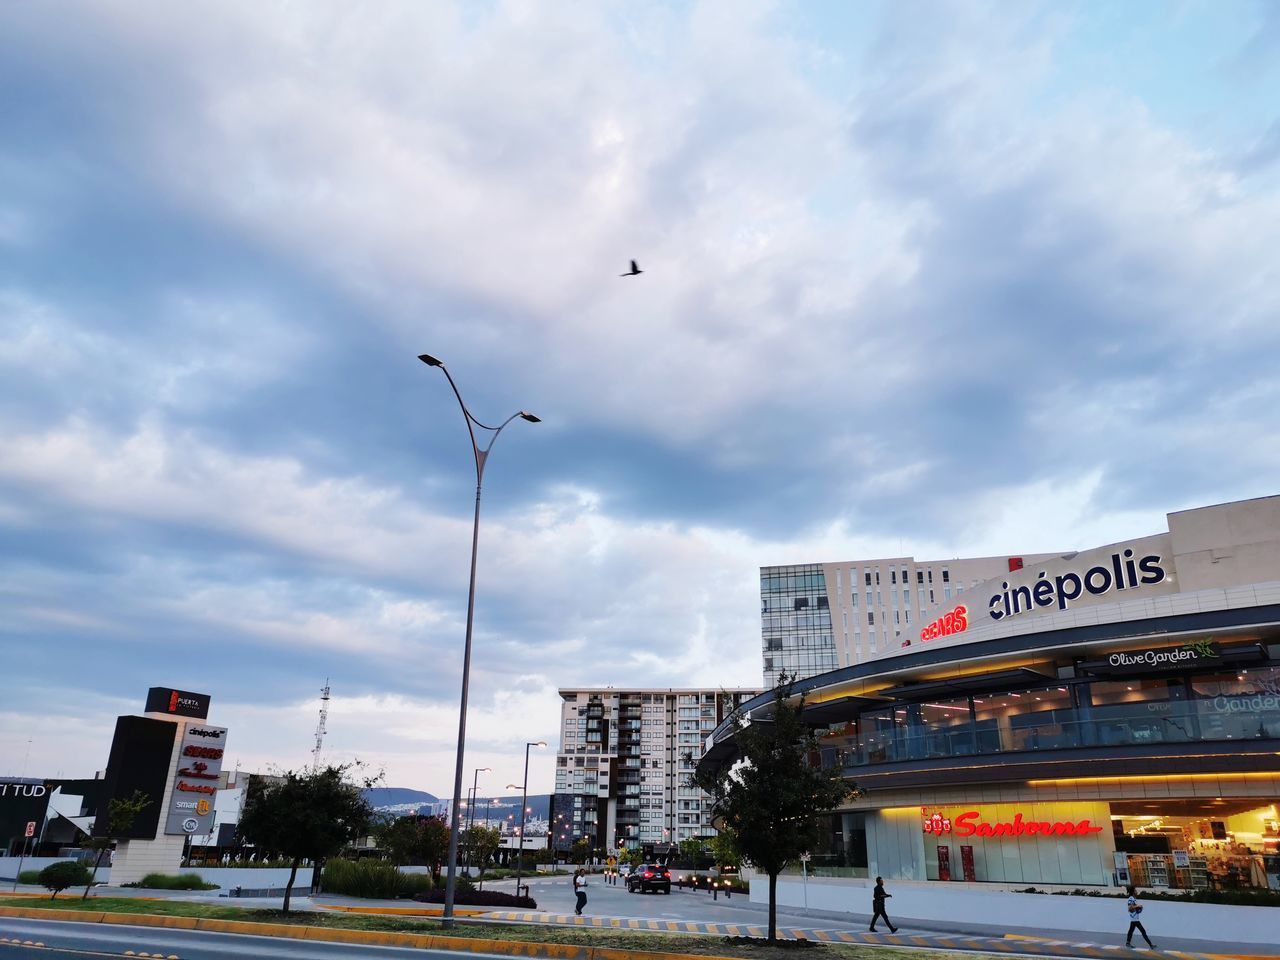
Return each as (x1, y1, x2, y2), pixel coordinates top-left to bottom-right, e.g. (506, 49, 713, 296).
(480, 911, 1232, 960)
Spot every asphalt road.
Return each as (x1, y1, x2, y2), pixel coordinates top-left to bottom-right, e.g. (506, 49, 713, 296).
(0, 917, 507, 960)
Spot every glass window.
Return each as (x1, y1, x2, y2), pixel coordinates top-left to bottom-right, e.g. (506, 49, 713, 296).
(1191, 666, 1280, 740)
(942, 569, 950, 583)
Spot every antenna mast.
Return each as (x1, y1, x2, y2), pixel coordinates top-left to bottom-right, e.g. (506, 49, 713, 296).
(312, 680, 331, 770)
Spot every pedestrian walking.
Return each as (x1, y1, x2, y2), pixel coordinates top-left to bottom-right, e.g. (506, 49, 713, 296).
(573, 868, 588, 915)
(869, 876, 898, 933)
(1124, 886, 1155, 949)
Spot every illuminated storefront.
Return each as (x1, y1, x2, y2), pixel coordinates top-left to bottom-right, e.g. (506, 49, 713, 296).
(706, 495, 1280, 890)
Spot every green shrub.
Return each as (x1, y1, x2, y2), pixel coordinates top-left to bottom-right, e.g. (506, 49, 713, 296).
(321, 858, 432, 899)
(38, 861, 93, 898)
(130, 873, 219, 890)
(18, 870, 43, 885)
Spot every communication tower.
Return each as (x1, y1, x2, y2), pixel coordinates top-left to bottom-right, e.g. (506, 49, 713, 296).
(312, 680, 331, 770)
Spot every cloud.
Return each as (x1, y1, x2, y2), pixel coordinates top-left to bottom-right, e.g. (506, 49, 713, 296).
(2, 0, 1279, 793)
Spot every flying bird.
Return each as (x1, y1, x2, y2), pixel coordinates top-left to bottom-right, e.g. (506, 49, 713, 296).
(620, 259, 643, 277)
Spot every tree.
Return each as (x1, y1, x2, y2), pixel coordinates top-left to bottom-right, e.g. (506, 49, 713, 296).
(462, 826, 501, 889)
(692, 674, 853, 942)
(84, 790, 152, 899)
(678, 837, 705, 861)
(569, 839, 591, 864)
(373, 814, 451, 881)
(236, 764, 374, 913)
(39, 861, 92, 899)
(709, 826, 741, 871)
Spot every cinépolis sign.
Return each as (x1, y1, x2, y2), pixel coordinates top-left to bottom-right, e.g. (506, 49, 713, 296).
(989, 549, 1167, 623)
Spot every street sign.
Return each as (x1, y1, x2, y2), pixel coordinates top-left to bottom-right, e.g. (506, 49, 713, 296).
(24, 822, 35, 838)
(799, 852, 810, 862)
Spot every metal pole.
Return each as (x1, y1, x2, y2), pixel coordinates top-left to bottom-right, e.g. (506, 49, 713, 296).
(420, 354, 537, 929)
(515, 743, 531, 899)
(442, 481, 482, 926)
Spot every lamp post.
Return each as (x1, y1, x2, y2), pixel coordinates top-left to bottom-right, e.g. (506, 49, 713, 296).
(465, 766, 491, 871)
(418, 353, 540, 926)
(509, 739, 545, 899)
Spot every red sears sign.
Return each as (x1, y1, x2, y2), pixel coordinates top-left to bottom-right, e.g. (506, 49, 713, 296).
(920, 604, 967, 643)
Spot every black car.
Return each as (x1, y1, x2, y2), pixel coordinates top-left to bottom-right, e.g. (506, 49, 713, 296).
(626, 863, 671, 894)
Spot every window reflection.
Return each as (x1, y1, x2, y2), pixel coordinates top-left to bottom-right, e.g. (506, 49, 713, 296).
(827, 665, 1280, 771)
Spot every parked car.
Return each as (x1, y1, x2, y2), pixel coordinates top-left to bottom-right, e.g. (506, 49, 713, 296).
(626, 863, 671, 894)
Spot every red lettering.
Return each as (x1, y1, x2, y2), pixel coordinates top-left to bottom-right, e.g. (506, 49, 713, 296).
(920, 605, 969, 643)
(931, 810, 1104, 840)
(183, 745, 224, 760)
(954, 811, 979, 837)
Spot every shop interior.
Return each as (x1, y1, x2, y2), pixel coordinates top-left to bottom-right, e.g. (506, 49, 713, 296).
(1112, 798, 1280, 891)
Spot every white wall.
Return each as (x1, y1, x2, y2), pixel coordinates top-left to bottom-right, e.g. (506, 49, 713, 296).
(0, 856, 110, 883)
(753, 876, 1279, 945)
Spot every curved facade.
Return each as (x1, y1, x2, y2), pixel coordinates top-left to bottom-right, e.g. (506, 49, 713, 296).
(709, 495, 1280, 891)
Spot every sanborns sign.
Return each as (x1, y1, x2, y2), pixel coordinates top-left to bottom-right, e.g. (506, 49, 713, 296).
(950, 810, 1104, 839)
(989, 550, 1166, 623)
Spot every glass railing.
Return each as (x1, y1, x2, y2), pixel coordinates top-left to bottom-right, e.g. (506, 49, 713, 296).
(833, 701, 1280, 769)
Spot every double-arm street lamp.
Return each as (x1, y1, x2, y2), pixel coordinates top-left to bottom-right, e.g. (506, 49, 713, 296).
(465, 766, 491, 869)
(418, 353, 539, 926)
(508, 739, 545, 899)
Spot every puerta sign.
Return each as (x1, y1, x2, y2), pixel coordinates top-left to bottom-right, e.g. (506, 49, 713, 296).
(145, 687, 211, 720)
(164, 723, 228, 836)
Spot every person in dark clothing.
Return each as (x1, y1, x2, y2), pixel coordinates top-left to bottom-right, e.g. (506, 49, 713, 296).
(870, 876, 898, 933)
(573, 868, 588, 916)
(1125, 886, 1155, 949)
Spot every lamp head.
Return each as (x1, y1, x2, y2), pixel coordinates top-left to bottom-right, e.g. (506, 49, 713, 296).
(506, 783, 520, 790)
(519, 412, 541, 423)
(417, 353, 444, 367)
(529, 740, 547, 748)
(478, 766, 492, 773)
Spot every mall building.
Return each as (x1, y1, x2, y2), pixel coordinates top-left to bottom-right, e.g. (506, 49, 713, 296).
(711, 495, 1280, 891)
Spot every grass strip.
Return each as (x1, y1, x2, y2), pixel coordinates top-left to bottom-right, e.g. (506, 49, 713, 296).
(0, 897, 1002, 960)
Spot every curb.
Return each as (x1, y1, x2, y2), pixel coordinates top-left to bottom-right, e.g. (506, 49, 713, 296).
(0, 905, 739, 960)
(317, 904, 489, 918)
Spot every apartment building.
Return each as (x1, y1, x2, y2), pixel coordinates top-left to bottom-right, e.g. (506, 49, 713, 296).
(551, 687, 759, 854)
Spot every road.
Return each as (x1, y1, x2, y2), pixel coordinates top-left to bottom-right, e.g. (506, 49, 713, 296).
(0, 916, 506, 960)
(1, 875, 1273, 960)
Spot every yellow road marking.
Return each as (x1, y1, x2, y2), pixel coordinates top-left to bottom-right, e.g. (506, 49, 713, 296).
(727, 925, 741, 937)
(815, 930, 833, 942)
(748, 926, 764, 937)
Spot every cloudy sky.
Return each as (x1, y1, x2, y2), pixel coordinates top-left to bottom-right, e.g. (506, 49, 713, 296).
(2, 0, 1278, 797)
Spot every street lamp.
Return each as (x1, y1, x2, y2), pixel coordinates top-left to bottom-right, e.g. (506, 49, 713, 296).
(418, 352, 540, 926)
(510, 739, 545, 899)
(466, 766, 491, 869)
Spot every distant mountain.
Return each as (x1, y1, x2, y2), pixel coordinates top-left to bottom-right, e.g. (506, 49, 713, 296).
(364, 787, 439, 810)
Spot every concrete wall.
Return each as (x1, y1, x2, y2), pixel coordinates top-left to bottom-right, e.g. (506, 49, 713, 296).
(753, 875, 1280, 945)
(0, 857, 311, 893)
(0, 856, 109, 882)
(189, 866, 312, 892)
(1170, 496, 1280, 592)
